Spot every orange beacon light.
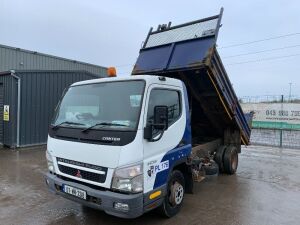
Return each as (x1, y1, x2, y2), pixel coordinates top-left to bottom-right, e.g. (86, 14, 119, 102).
(107, 67, 117, 77)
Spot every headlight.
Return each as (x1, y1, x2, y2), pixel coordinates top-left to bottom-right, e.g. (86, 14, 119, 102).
(112, 163, 143, 193)
(46, 150, 55, 173)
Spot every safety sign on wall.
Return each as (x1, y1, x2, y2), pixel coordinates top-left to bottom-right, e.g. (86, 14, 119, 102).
(3, 105, 9, 121)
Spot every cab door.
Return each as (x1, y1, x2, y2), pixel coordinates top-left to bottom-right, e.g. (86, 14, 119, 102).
(142, 84, 187, 193)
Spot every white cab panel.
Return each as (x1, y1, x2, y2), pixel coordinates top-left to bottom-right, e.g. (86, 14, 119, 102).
(47, 137, 121, 168)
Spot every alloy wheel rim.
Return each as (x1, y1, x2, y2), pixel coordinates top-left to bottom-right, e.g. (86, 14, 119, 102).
(169, 181, 184, 206)
(231, 152, 238, 171)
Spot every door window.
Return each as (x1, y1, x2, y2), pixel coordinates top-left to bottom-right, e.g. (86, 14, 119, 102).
(147, 89, 181, 128)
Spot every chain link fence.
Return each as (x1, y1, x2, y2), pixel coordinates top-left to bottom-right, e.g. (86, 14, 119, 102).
(250, 128, 300, 149)
(239, 95, 300, 103)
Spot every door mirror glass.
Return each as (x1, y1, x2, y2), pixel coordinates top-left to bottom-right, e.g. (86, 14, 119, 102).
(144, 105, 168, 141)
(153, 105, 168, 130)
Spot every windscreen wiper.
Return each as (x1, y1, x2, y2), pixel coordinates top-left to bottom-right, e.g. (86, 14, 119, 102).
(81, 122, 128, 133)
(52, 121, 85, 130)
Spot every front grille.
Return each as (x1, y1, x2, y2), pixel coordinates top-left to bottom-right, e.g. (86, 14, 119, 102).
(57, 163, 107, 183)
(56, 157, 105, 171)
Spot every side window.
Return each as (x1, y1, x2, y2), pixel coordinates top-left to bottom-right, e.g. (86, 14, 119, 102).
(147, 89, 181, 127)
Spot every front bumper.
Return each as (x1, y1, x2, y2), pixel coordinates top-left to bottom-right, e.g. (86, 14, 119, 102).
(45, 172, 144, 218)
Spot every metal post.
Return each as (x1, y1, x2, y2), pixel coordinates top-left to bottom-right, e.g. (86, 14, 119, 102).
(289, 82, 292, 102)
(279, 95, 283, 148)
(279, 128, 283, 147)
(10, 71, 21, 147)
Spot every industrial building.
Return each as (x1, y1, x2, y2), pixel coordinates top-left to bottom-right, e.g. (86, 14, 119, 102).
(0, 44, 107, 147)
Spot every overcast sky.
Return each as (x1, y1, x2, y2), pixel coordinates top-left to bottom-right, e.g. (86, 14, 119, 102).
(1, 0, 299, 97)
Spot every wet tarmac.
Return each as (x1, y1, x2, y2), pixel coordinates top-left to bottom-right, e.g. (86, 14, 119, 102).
(0, 145, 300, 225)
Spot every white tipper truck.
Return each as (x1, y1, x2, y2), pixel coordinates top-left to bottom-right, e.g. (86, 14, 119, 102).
(45, 9, 252, 218)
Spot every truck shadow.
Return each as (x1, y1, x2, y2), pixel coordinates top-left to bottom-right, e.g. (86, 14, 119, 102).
(50, 206, 168, 225)
(49, 176, 237, 225)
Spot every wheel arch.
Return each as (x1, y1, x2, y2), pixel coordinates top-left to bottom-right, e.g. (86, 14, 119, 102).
(172, 160, 193, 194)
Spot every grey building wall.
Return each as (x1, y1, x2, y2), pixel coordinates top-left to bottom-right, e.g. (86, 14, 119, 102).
(0, 73, 18, 146)
(0, 44, 107, 76)
(0, 70, 101, 147)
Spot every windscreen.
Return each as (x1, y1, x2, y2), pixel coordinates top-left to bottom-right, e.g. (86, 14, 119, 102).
(52, 80, 145, 131)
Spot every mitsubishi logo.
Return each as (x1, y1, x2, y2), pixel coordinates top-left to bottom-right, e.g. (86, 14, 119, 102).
(75, 170, 82, 178)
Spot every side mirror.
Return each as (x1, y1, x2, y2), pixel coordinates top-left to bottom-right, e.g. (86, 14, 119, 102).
(153, 105, 168, 130)
(144, 105, 168, 142)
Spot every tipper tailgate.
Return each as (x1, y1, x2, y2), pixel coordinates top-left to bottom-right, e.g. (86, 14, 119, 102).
(132, 8, 251, 144)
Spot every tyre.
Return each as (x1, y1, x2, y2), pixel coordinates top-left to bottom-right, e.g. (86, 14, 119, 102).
(223, 146, 238, 174)
(214, 146, 226, 173)
(203, 161, 219, 175)
(158, 170, 185, 218)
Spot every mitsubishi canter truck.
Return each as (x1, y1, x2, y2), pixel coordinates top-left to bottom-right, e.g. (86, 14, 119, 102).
(45, 9, 252, 218)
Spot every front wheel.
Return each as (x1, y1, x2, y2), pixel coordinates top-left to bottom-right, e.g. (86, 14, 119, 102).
(158, 170, 185, 218)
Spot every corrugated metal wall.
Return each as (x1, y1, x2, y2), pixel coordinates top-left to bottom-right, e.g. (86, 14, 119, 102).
(0, 44, 107, 77)
(0, 73, 18, 147)
(17, 70, 99, 147)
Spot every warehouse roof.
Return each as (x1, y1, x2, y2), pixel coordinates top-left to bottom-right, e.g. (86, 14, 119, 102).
(0, 44, 107, 76)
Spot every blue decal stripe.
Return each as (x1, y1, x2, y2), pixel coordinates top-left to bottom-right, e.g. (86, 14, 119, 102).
(181, 81, 192, 145)
(154, 144, 192, 188)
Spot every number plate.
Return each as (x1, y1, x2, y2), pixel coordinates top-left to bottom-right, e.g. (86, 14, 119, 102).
(62, 184, 87, 200)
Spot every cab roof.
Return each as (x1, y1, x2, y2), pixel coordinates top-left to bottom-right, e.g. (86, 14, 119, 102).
(71, 75, 183, 87)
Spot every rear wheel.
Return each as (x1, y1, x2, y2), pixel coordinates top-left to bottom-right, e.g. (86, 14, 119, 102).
(158, 170, 185, 218)
(223, 146, 238, 174)
(215, 146, 226, 173)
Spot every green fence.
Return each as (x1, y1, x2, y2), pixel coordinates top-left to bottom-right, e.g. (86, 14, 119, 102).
(252, 121, 300, 130)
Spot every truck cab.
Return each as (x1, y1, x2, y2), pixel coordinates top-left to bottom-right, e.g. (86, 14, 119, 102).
(46, 75, 191, 218)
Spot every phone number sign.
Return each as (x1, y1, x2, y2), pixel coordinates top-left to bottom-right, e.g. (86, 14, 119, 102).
(242, 103, 300, 130)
